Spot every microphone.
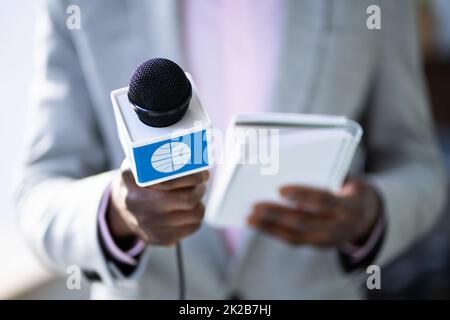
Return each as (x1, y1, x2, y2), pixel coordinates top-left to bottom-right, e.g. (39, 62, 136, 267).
(128, 58, 192, 128)
(111, 58, 212, 187)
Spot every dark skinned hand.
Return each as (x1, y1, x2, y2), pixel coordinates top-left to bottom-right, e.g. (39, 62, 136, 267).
(247, 178, 382, 247)
(107, 161, 209, 248)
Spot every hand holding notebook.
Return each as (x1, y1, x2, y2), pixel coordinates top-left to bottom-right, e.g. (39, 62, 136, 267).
(205, 112, 363, 227)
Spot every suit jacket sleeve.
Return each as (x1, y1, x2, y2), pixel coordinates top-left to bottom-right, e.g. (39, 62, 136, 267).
(14, 0, 121, 286)
(364, 1, 447, 267)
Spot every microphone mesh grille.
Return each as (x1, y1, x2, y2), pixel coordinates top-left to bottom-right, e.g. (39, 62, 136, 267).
(128, 58, 191, 112)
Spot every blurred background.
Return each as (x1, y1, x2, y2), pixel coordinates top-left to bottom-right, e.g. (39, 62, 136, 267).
(0, 0, 90, 299)
(0, 0, 448, 299)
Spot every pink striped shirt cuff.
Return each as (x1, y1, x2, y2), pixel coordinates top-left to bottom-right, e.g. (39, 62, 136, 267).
(98, 183, 146, 266)
(339, 211, 386, 264)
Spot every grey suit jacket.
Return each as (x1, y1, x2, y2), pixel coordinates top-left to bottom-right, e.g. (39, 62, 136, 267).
(15, 0, 447, 299)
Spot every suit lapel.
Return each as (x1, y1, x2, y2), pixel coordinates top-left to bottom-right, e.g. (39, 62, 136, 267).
(143, 0, 184, 66)
(271, 0, 331, 114)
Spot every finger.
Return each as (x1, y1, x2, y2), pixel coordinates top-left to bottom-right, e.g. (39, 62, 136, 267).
(279, 185, 341, 212)
(152, 171, 209, 191)
(249, 204, 355, 247)
(152, 223, 202, 246)
(250, 202, 338, 229)
(248, 217, 319, 245)
(145, 203, 205, 228)
(123, 182, 206, 215)
(161, 184, 206, 211)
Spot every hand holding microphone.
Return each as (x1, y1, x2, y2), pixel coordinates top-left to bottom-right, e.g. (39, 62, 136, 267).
(107, 161, 209, 247)
(108, 58, 211, 247)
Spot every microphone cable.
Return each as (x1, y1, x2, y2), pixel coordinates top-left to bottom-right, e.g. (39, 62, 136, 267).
(176, 242, 185, 300)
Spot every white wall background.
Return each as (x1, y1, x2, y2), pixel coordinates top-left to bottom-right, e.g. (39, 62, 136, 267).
(0, 0, 89, 299)
(0, 0, 46, 298)
(0, 1, 37, 219)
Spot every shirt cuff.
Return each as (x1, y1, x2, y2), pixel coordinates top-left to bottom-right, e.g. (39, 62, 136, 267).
(339, 210, 386, 265)
(98, 183, 146, 266)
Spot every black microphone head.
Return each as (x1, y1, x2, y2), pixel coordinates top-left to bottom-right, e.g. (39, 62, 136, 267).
(128, 58, 192, 127)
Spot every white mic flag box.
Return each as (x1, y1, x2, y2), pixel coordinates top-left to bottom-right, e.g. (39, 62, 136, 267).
(111, 74, 212, 187)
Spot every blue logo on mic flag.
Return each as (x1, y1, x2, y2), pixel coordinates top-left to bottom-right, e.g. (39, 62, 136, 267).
(133, 130, 208, 184)
(151, 142, 191, 173)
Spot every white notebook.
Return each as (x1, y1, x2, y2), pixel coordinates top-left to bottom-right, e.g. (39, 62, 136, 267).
(205, 113, 363, 227)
